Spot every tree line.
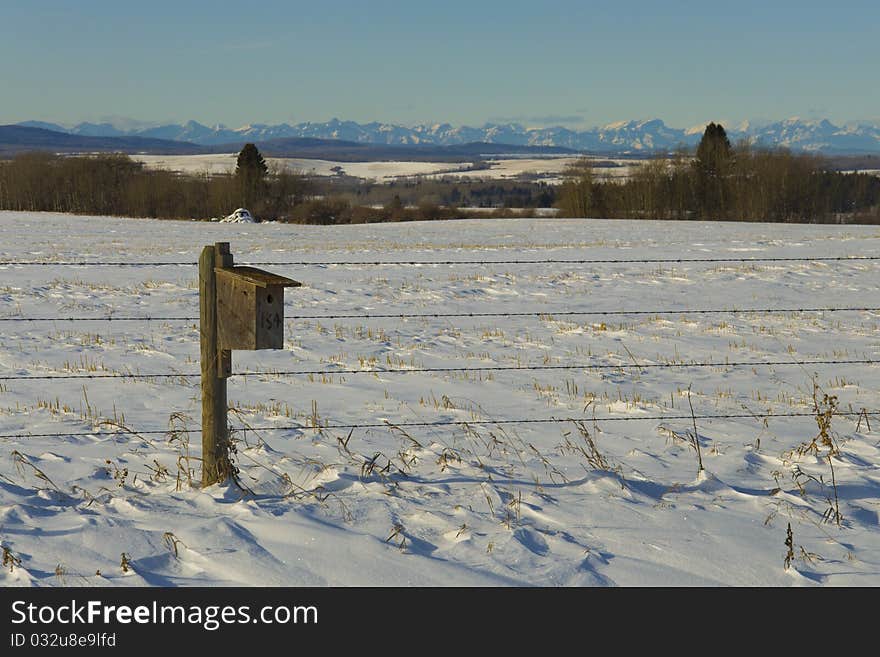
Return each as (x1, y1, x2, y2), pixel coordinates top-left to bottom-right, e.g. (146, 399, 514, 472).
(332, 177, 556, 210)
(0, 145, 550, 223)
(0, 147, 308, 221)
(557, 123, 880, 223)
(1, 131, 878, 224)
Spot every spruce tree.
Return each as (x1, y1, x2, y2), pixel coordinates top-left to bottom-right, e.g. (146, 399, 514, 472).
(235, 143, 268, 211)
(695, 123, 731, 178)
(694, 123, 732, 218)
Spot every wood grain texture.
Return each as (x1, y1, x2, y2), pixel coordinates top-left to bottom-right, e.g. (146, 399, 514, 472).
(200, 242, 232, 486)
(217, 267, 294, 350)
(215, 266, 300, 288)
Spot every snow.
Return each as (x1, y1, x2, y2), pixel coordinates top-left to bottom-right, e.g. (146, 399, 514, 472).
(1, 211, 880, 586)
(133, 154, 640, 183)
(220, 208, 256, 223)
(422, 157, 636, 184)
(134, 154, 466, 181)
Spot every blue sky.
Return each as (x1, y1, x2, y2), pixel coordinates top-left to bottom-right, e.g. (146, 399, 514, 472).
(2, 0, 877, 129)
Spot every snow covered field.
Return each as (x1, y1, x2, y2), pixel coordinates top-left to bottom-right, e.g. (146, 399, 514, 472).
(1, 211, 880, 586)
(133, 154, 635, 183)
(421, 157, 635, 184)
(134, 154, 463, 181)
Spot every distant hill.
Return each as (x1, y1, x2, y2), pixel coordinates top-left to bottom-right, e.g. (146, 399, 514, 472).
(0, 126, 576, 162)
(0, 125, 204, 156)
(16, 116, 880, 154)
(210, 138, 577, 161)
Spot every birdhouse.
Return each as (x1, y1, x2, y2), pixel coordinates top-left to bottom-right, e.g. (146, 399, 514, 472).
(215, 266, 301, 350)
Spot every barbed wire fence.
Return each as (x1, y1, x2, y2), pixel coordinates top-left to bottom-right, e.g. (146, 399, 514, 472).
(1, 254, 878, 458)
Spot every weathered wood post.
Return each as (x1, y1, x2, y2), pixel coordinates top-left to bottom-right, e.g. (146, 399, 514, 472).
(200, 242, 233, 486)
(200, 242, 300, 486)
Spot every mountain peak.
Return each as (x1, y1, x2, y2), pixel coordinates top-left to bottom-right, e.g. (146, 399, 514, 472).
(12, 116, 880, 154)
(637, 118, 666, 129)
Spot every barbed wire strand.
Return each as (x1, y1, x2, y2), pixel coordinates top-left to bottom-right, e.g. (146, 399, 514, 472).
(0, 316, 198, 322)
(1, 358, 877, 381)
(3, 305, 880, 323)
(2, 410, 879, 440)
(1, 255, 879, 267)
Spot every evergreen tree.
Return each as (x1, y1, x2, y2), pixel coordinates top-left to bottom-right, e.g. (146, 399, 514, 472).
(693, 123, 732, 218)
(235, 143, 268, 210)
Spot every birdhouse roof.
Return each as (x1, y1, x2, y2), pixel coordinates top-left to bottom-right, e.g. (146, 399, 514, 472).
(215, 266, 301, 288)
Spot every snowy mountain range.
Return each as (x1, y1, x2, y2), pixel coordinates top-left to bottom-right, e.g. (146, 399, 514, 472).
(16, 117, 880, 154)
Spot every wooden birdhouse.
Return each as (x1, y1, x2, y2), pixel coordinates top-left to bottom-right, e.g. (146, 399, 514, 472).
(215, 266, 301, 350)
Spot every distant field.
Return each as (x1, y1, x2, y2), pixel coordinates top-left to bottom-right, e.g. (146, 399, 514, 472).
(134, 153, 638, 183)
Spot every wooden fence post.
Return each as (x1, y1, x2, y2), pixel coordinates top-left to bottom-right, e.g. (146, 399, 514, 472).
(199, 241, 298, 487)
(200, 242, 233, 486)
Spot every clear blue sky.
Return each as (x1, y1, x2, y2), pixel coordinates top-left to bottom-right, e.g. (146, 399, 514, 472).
(2, 0, 877, 129)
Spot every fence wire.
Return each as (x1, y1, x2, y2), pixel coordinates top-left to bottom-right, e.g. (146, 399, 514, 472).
(2, 252, 878, 445)
(3, 305, 880, 323)
(1, 358, 877, 381)
(1, 410, 878, 441)
(2, 255, 879, 267)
